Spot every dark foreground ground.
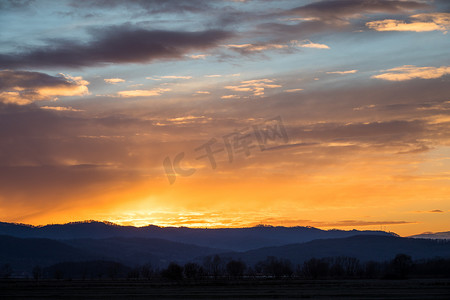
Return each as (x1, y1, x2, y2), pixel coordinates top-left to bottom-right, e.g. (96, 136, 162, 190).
(1, 279, 449, 299)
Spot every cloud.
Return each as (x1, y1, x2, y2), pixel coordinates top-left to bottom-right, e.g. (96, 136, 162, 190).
(322, 220, 414, 226)
(0, 70, 89, 105)
(366, 13, 450, 32)
(416, 101, 450, 111)
(188, 54, 208, 59)
(116, 88, 171, 98)
(225, 78, 281, 96)
(252, 218, 414, 228)
(0, 25, 232, 68)
(146, 75, 192, 80)
(40, 106, 83, 112)
(0, 73, 449, 228)
(0, 0, 35, 10)
(194, 91, 211, 95)
(284, 88, 304, 93)
(287, 0, 429, 21)
(127, 84, 144, 88)
(204, 73, 240, 78)
(366, 19, 443, 32)
(104, 78, 125, 84)
(427, 114, 450, 124)
(372, 65, 450, 81)
(327, 70, 358, 74)
(293, 39, 330, 49)
(68, 0, 215, 14)
(258, 0, 431, 43)
(166, 115, 211, 125)
(287, 120, 427, 147)
(226, 43, 289, 53)
(226, 40, 329, 54)
(221, 95, 239, 99)
(414, 209, 445, 213)
(353, 104, 376, 111)
(159, 75, 192, 80)
(205, 74, 222, 78)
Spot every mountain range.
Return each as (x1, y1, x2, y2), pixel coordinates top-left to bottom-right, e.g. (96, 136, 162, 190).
(0, 221, 397, 251)
(1, 221, 449, 275)
(222, 235, 450, 265)
(409, 231, 450, 240)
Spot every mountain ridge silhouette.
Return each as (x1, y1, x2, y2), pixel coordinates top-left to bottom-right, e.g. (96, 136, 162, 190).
(0, 220, 397, 251)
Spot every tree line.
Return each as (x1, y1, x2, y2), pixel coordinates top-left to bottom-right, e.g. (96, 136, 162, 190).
(2, 254, 450, 280)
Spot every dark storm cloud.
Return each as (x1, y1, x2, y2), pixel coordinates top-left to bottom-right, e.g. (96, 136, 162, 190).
(286, 0, 430, 20)
(0, 25, 233, 69)
(68, 0, 215, 14)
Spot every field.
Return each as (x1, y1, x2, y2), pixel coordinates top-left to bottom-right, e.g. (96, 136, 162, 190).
(1, 279, 449, 299)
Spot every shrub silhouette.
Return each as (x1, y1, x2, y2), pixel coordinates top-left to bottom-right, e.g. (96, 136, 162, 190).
(140, 263, 154, 279)
(256, 256, 293, 278)
(226, 260, 246, 278)
(32, 265, 42, 280)
(184, 262, 203, 280)
(162, 262, 183, 281)
(203, 255, 223, 278)
(389, 254, 413, 279)
(302, 258, 329, 279)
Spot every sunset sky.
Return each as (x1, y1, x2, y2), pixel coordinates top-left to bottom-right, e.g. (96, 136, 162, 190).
(1, 0, 449, 236)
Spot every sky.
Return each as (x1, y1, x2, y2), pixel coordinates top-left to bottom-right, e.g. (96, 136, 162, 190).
(0, 0, 449, 236)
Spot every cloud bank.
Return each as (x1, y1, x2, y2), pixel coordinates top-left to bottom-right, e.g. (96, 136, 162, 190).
(0, 70, 89, 105)
(0, 26, 232, 69)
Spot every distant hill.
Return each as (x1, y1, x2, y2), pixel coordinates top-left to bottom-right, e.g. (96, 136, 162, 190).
(409, 231, 450, 240)
(63, 237, 228, 266)
(0, 235, 227, 272)
(0, 221, 396, 251)
(2, 232, 450, 277)
(221, 235, 450, 265)
(0, 235, 94, 272)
